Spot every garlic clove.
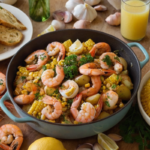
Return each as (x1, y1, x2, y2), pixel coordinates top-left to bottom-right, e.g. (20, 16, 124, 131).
(94, 5, 107, 11)
(107, 134, 122, 142)
(51, 20, 65, 30)
(85, 0, 101, 6)
(107, 0, 121, 10)
(73, 20, 90, 29)
(73, 3, 97, 22)
(105, 12, 121, 26)
(93, 143, 104, 150)
(65, 0, 84, 12)
(76, 143, 93, 150)
(52, 10, 73, 23)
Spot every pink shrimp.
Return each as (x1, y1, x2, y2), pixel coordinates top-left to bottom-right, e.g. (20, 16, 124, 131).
(46, 42, 65, 61)
(41, 95, 62, 120)
(89, 42, 111, 57)
(100, 52, 123, 74)
(25, 50, 48, 71)
(79, 63, 116, 76)
(81, 76, 101, 98)
(41, 65, 65, 87)
(14, 82, 37, 105)
(0, 72, 6, 95)
(0, 124, 23, 150)
(101, 90, 119, 110)
(94, 96, 103, 119)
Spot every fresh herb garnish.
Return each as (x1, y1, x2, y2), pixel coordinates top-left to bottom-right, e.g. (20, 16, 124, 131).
(105, 101, 110, 107)
(0, 79, 3, 85)
(102, 55, 112, 67)
(21, 76, 26, 80)
(40, 53, 46, 60)
(35, 92, 40, 99)
(113, 50, 120, 55)
(119, 104, 150, 150)
(0, 6, 3, 9)
(111, 84, 117, 89)
(116, 75, 119, 80)
(114, 56, 120, 62)
(78, 54, 94, 66)
(42, 65, 47, 71)
(63, 54, 78, 66)
(67, 99, 73, 105)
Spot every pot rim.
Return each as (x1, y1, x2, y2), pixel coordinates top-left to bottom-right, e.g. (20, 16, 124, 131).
(7, 29, 141, 126)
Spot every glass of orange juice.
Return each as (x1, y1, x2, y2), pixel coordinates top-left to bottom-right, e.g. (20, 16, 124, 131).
(121, 0, 150, 41)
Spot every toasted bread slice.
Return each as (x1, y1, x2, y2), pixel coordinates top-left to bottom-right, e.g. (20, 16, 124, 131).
(0, 25, 23, 46)
(0, 6, 26, 30)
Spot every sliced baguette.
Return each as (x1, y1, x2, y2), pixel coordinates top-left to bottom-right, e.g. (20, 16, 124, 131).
(0, 25, 23, 46)
(0, 6, 26, 30)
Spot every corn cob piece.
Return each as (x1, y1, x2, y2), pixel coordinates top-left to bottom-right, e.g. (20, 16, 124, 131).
(28, 100, 45, 117)
(104, 74, 121, 85)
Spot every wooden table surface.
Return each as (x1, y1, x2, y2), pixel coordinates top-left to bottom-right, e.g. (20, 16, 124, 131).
(0, 0, 150, 149)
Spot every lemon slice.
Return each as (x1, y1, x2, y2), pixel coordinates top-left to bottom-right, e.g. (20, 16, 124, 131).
(38, 25, 56, 36)
(98, 133, 119, 150)
(69, 39, 84, 55)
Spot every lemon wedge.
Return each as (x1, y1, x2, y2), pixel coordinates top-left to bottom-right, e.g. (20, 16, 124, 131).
(69, 39, 84, 55)
(38, 25, 56, 36)
(98, 133, 119, 150)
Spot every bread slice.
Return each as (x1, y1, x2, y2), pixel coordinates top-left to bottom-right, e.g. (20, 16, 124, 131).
(0, 6, 26, 30)
(0, 25, 23, 46)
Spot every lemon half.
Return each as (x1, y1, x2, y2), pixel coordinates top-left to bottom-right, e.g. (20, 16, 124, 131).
(28, 137, 66, 150)
(38, 25, 56, 36)
(98, 133, 119, 150)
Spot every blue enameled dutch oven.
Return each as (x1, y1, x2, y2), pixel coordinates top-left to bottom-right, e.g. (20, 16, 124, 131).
(0, 29, 149, 139)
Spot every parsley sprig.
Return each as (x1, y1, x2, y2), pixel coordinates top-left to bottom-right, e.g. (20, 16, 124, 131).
(102, 55, 112, 67)
(119, 104, 150, 150)
(78, 54, 94, 66)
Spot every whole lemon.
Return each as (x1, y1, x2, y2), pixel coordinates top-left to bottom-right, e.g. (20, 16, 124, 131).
(28, 137, 66, 150)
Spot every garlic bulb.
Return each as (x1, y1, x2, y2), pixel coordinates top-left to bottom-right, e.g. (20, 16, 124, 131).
(51, 20, 65, 30)
(65, 0, 84, 12)
(85, 0, 101, 6)
(105, 12, 121, 26)
(73, 3, 97, 22)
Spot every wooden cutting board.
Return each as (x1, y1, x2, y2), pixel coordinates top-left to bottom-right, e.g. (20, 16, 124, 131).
(0, 0, 150, 149)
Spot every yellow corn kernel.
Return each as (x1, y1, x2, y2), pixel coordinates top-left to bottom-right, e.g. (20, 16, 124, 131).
(21, 90, 28, 95)
(49, 120, 55, 123)
(58, 60, 64, 66)
(44, 104, 47, 107)
(85, 83, 90, 88)
(62, 102, 66, 107)
(40, 88, 45, 95)
(38, 112, 41, 116)
(33, 78, 39, 83)
(62, 97, 67, 102)
(29, 72, 33, 77)
(103, 86, 106, 90)
(84, 39, 95, 51)
(62, 107, 67, 112)
(74, 121, 78, 124)
(45, 64, 50, 69)
(58, 99, 62, 103)
(41, 114, 46, 120)
(51, 56, 54, 60)
(63, 39, 72, 52)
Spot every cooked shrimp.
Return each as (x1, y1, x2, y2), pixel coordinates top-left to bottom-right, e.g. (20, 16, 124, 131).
(25, 50, 48, 71)
(81, 76, 101, 98)
(100, 52, 123, 74)
(79, 63, 116, 76)
(46, 42, 65, 61)
(59, 80, 79, 98)
(70, 93, 96, 123)
(14, 82, 37, 105)
(41, 95, 62, 120)
(89, 42, 111, 57)
(101, 90, 119, 110)
(0, 124, 23, 150)
(41, 65, 65, 87)
(94, 97, 103, 119)
(0, 72, 6, 95)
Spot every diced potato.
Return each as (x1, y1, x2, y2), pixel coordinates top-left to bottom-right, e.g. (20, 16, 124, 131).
(44, 86, 56, 95)
(86, 94, 101, 105)
(75, 75, 90, 86)
(97, 111, 110, 120)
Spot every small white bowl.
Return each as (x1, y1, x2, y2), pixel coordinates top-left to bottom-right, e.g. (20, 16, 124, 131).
(138, 70, 150, 125)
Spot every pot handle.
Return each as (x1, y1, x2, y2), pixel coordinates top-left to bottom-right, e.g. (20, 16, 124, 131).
(127, 42, 149, 69)
(0, 92, 37, 123)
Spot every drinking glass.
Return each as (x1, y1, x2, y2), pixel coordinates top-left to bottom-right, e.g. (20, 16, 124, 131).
(121, 0, 150, 41)
(29, 0, 50, 22)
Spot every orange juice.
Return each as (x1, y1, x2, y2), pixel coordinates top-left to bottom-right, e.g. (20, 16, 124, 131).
(121, 0, 149, 41)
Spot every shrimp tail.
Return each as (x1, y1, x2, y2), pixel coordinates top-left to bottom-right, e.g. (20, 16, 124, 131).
(26, 65, 38, 71)
(10, 136, 23, 150)
(94, 96, 103, 119)
(101, 69, 116, 76)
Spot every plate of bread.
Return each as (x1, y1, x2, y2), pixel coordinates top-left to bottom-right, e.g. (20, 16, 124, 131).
(0, 3, 33, 61)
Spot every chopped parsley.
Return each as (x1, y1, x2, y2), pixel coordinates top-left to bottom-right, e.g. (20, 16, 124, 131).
(114, 56, 120, 62)
(113, 50, 120, 55)
(78, 54, 94, 66)
(63, 54, 78, 66)
(21, 76, 26, 80)
(42, 65, 47, 71)
(35, 92, 40, 99)
(105, 101, 110, 107)
(67, 99, 73, 105)
(116, 75, 119, 80)
(102, 55, 112, 67)
(0, 79, 3, 85)
(40, 53, 46, 60)
(0, 6, 3, 9)
(111, 84, 117, 89)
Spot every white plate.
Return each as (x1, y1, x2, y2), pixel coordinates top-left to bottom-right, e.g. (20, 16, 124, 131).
(0, 3, 33, 61)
